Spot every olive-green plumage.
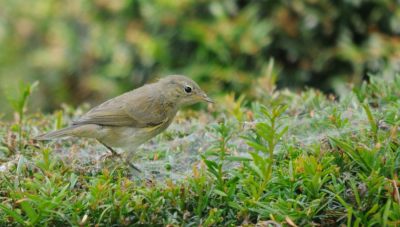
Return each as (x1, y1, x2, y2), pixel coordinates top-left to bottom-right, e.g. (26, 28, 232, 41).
(33, 75, 214, 172)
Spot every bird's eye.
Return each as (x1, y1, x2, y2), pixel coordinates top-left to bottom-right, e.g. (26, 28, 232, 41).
(184, 86, 192, 93)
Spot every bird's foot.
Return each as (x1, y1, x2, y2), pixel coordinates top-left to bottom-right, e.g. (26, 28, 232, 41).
(98, 150, 123, 162)
(98, 142, 124, 162)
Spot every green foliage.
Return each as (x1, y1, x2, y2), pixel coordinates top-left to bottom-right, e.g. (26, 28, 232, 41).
(5, 80, 38, 150)
(245, 105, 289, 200)
(5, 80, 38, 122)
(1, 1, 400, 117)
(2, 72, 400, 226)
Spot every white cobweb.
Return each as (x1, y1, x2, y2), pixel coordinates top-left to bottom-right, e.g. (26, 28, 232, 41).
(46, 102, 381, 181)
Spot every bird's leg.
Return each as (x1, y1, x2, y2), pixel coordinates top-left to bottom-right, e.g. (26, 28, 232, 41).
(98, 142, 123, 162)
(127, 162, 142, 173)
(125, 146, 142, 173)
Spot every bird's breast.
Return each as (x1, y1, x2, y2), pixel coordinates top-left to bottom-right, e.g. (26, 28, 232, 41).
(99, 119, 174, 150)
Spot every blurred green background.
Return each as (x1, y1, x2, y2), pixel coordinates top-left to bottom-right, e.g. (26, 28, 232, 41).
(1, 0, 400, 118)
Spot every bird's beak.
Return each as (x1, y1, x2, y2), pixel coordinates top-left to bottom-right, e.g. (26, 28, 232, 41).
(193, 94, 215, 104)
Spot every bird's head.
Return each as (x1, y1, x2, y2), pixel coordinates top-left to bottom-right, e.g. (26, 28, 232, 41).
(160, 75, 215, 107)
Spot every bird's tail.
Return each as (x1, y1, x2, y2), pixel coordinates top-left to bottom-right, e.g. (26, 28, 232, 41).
(33, 125, 81, 140)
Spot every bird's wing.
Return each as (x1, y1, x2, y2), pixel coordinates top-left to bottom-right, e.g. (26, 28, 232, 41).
(71, 88, 169, 128)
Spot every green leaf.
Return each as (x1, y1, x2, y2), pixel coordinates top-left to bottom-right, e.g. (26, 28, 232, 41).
(366, 204, 379, 218)
(228, 202, 242, 210)
(259, 107, 272, 119)
(247, 142, 269, 153)
(276, 105, 289, 117)
(256, 129, 273, 144)
(249, 164, 264, 178)
(349, 178, 361, 207)
(69, 173, 78, 191)
(49, 155, 59, 171)
(248, 152, 265, 166)
(97, 205, 113, 225)
(0, 204, 26, 224)
(16, 155, 25, 175)
(56, 110, 63, 130)
(214, 189, 227, 197)
(347, 207, 353, 226)
(226, 181, 237, 196)
(277, 125, 289, 140)
(361, 104, 377, 134)
(225, 170, 244, 179)
(329, 137, 353, 153)
(225, 156, 253, 162)
(354, 218, 361, 227)
(204, 152, 220, 157)
(202, 157, 218, 169)
(383, 198, 391, 227)
(19, 200, 38, 223)
(203, 159, 219, 178)
(336, 195, 351, 209)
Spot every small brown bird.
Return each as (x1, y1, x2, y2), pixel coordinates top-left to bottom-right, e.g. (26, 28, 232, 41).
(33, 75, 214, 172)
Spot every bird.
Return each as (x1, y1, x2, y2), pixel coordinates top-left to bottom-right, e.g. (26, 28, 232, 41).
(33, 75, 215, 172)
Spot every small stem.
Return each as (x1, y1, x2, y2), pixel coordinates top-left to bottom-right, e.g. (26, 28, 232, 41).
(19, 111, 23, 151)
(218, 134, 225, 187)
(257, 115, 276, 200)
(196, 175, 204, 218)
